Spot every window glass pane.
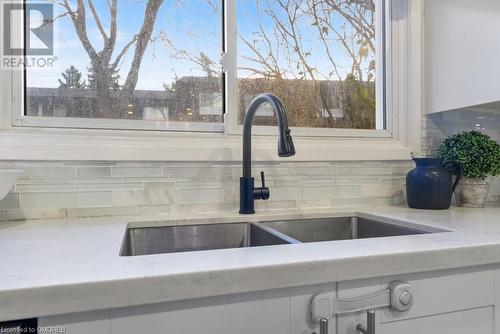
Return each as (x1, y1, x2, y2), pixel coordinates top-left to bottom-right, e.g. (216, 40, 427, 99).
(25, 0, 223, 125)
(237, 0, 380, 129)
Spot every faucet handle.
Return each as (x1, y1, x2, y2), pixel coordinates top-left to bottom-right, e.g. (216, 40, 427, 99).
(253, 171, 270, 200)
(259, 171, 270, 200)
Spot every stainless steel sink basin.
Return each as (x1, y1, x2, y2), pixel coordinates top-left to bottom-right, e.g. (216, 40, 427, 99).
(259, 217, 429, 243)
(121, 222, 294, 256)
(121, 217, 436, 256)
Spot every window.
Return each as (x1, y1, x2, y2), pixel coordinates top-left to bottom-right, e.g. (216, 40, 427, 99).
(237, 0, 382, 130)
(23, 0, 224, 130)
(15, 0, 388, 134)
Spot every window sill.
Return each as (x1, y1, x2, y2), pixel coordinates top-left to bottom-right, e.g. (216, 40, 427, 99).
(0, 128, 413, 161)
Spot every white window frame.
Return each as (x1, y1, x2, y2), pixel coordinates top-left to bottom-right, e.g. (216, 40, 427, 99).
(224, 0, 391, 139)
(0, 0, 423, 161)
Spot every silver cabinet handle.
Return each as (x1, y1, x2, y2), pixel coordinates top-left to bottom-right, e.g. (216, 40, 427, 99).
(319, 318, 328, 334)
(356, 310, 375, 334)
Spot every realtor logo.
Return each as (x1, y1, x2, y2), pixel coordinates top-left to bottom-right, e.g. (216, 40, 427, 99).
(1, 1, 56, 69)
(3, 2, 53, 55)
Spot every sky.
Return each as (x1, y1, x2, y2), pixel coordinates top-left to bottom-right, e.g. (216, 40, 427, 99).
(26, 0, 376, 90)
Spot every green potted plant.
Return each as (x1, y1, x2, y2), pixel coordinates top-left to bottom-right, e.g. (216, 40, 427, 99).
(438, 131, 500, 208)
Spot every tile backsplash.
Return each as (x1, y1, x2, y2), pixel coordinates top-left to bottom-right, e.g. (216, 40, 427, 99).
(0, 109, 498, 221)
(422, 109, 500, 206)
(0, 160, 411, 221)
(422, 110, 500, 156)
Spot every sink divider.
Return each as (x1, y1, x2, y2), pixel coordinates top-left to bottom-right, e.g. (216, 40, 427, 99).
(250, 222, 302, 245)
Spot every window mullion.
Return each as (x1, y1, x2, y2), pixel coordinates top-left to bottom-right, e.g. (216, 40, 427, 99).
(375, 0, 387, 131)
(223, 0, 239, 135)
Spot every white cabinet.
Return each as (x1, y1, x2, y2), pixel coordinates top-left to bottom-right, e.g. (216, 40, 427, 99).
(290, 283, 335, 334)
(38, 265, 499, 334)
(38, 310, 110, 334)
(337, 265, 495, 334)
(380, 307, 493, 334)
(425, 0, 500, 113)
(381, 265, 494, 322)
(108, 289, 290, 334)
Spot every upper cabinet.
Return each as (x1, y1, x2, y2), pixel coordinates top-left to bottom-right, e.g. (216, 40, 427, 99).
(425, 0, 500, 114)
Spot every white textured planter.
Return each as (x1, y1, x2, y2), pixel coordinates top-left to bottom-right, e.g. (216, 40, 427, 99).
(454, 177, 491, 208)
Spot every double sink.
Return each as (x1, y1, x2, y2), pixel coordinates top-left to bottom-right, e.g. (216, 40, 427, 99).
(121, 217, 439, 256)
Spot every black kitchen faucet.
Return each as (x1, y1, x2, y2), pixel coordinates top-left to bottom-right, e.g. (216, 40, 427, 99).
(239, 94, 295, 214)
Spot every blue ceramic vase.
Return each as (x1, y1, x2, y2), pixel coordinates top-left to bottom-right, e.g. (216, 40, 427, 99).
(406, 158, 459, 210)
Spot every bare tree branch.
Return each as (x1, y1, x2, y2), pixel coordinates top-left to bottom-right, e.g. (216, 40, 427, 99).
(111, 35, 138, 71)
(87, 0, 108, 41)
(63, 0, 99, 62)
(121, 0, 165, 97)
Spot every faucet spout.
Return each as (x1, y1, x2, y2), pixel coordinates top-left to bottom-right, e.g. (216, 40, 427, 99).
(240, 94, 295, 214)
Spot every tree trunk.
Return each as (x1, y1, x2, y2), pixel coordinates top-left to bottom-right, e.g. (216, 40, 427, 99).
(93, 62, 115, 118)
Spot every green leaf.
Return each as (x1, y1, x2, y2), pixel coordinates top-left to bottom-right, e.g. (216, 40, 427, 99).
(438, 131, 500, 179)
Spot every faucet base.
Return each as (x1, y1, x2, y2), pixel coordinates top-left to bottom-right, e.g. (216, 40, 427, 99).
(239, 177, 255, 214)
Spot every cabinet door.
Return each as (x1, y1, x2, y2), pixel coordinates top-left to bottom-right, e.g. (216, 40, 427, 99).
(290, 283, 335, 334)
(337, 266, 495, 334)
(381, 265, 494, 322)
(379, 307, 493, 334)
(38, 310, 110, 334)
(336, 278, 384, 334)
(338, 308, 494, 334)
(109, 289, 289, 334)
(425, 0, 500, 113)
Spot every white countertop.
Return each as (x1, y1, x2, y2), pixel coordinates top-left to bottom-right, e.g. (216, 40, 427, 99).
(0, 206, 499, 321)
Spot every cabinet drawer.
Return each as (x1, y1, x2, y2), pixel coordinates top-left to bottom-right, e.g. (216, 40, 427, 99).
(380, 307, 493, 334)
(39, 311, 109, 334)
(109, 289, 290, 334)
(382, 265, 494, 322)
